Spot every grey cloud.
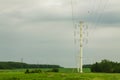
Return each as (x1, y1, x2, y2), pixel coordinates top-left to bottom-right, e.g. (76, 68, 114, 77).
(0, 0, 120, 67)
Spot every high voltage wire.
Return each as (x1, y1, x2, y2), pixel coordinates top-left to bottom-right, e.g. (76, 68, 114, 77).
(71, 0, 79, 72)
(71, 0, 89, 73)
(96, 0, 110, 27)
(86, 0, 111, 62)
(71, 0, 111, 70)
(71, 0, 81, 72)
(71, 0, 75, 27)
(71, 0, 109, 31)
(88, 0, 110, 43)
(89, 0, 103, 31)
(87, 0, 110, 36)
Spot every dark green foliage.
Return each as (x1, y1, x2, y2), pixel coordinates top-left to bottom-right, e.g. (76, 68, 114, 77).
(4, 77, 20, 80)
(30, 69, 42, 73)
(51, 68, 59, 72)
(29, 64, 61, 68)
(91, 59, 120, 73)
(0, 61, 61, 69)
(25, 69, 42, 74)
(9, 77, 20, 80)
(0, 62, 28, 69)
(83, 64, 92, 68)
(25, 69, 30, 74)
(46, 68, 59, 72)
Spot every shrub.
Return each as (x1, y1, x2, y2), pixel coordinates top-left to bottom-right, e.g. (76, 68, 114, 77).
(25, 69, 30, 74)
(25, 69, 42, 74)
(91, 59, 120, 73)
(51, 68, 59, 72)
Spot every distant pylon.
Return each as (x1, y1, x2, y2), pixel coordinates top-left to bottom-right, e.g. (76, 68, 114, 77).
(21, 58, 23, 63)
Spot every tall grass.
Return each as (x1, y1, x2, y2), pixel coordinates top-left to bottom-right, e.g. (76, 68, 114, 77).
(0, 68, 120, 80)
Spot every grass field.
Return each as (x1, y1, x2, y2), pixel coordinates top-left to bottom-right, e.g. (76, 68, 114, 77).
(0, 68, 120, 80)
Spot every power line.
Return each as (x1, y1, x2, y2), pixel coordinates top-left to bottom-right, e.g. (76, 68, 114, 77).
(71, 0, 78, 73)
(96, 0, 110, 27)
(71, 0, 89, 73)
(93, 0, 110, 28)
(71, 0, 75, 27)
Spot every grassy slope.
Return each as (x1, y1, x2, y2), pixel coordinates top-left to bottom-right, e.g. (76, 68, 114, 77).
(0, 68, 120, 80)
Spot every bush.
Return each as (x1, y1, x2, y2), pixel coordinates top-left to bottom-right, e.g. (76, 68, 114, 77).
(9, 77, 20, 80)
(51, 68, 59, 72)
(25, 69, 42, 74)
(25, 69, 30, 74)
(31, 69, 42, 73)
(91, 59, 120, 73)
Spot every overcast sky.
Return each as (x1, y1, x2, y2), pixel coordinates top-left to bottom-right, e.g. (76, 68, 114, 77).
(0, 0, 120, 68)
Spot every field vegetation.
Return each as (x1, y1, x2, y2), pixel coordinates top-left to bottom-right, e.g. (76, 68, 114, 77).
(91, 59, 120, 73)
(0, 68, 120, 80)
(0, 60, 120, 80)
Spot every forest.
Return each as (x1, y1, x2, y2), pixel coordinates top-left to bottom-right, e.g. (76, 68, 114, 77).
(0, 62, 61, 69)
(91, 59, 120, 73)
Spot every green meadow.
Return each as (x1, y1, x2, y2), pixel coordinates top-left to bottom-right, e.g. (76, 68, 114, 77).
(0, 68, 120, 80)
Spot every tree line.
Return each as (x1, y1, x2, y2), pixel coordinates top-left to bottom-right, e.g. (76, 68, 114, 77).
(0, 62, 61, 69)
(91, 59, 120, 73)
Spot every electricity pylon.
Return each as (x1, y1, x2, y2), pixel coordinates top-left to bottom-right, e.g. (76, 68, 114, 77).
(74, 21, 88, 73)
(79, 21, 83, 73)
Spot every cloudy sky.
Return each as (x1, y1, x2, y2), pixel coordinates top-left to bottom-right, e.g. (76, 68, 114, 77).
(0, 0, 120, 67)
